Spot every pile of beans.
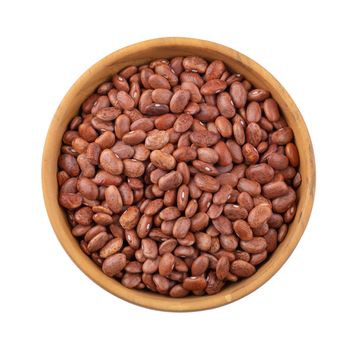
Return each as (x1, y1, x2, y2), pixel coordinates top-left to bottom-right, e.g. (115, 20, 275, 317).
(57, 56, 301, 297)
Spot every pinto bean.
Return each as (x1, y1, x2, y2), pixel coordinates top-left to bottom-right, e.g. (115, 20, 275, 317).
(58, 56, 301, 297)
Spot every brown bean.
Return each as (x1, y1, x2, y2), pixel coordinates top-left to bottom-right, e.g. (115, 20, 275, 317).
(265, 229, 278, 252)
(118, 182, 133, 206)
(284, 204, 296, 223)
(170, 89, 191, 114)
(205, 271, 225, 295)
(77, 177, 98, 200)
(213, 185, 233, 205)
(231, 260, 256, 277)
(195, 232, 212, 251)
(122, 159, 145, 177)
(191, 212, 209, 232)
(183, 56, 208, 73)
(150, 150, 176, 171)
(177, 184, 189, 211)
(219, 234, 238, 251)
(197, 148, 219, 164)
(194, 173, 220, 193)
(159, 253, 175, 276)
(105, 185, 123, 213)
(151, 88, 173, 105)
(113, 74, 129, 92)
(95, 131, 115, 150)
(230, 82, 247, 108)
(224, 204, 248, 221)
(59, 192, 82, 209)
(212, 216, 233, 235)
(250, 250, 267, 266)
(246, 163, 274, 184)
(142, 257, 160, 274)
(102, 253, 127, 277)
(87, 231, 109, 253)
(263, 98, 280, 122)
(173, 114, 193, 133)
(93, 170, 122, 187)
(114, 114, 130, 139)
(100, 237, 123, 258)
(173, 146, 197, 162)
(285, 143, 300, 167)
(169, 284, 189, 297)
(247, 89, 270, 102)
(110, 142, 133, 160)
(148, 74, 171, 89)
(183, 276, 207, 291)
(192, 160, 219, 176)
(130, 118, 154, 132)
(159, 206, 181, 221)
(119, 206, 140, 229)
(125, 261, 142, 274)
(268, 153, 289, 170)
(242, 143, 259, 164)
(172, 216, 190, 239)
(159, 239, 177, 255)
(153, 274, 171, 294)
(248, 204, 272, 229)
(233, 219, 253, 240)
(141, 238, 158, 259)
(217, 92, 235, 118)
(174, 246, 195, 258)
(145, 130, 170, 150)
(237, 178, 261, 197)
(74, 207, 93, 225)
(272, 187, 296, 213)
(185, 199, 198, 218)
(93, 213, 113, 226)
(240, 237, 267, 254)
(194, 103, 219, 122)
(205, 60, 225, 81)
(122, 130, 146, 145)
(58, 154, 80, 177)
(181, 81, 202, 103)
(215, 116, 232, 138)
(155, 64, 178, 86)
(262, 181, 289, 199)
(236, 192, 252, 212)
(232, 119, 245, 146)
(100, 149, 123, 175)
(96, 106, 121, 121)
(191, 256, 209, 276)
(207, 204, 224, 219)
(190, 130, 220, 147)
(271, 127, 294, 145)
(158, 171, 183, 191)
(216, 256, 230, 280)
(121, 273, 141, 288)
(246, 101, 262, 122)
(246, 123, 262, 147)
(201, 79, 227, 95)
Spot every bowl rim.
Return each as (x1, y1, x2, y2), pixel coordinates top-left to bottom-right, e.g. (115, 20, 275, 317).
(42, 37, 316, 312)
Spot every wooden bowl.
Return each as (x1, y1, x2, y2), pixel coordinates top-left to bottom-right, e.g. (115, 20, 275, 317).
(42, 37, 315, 311)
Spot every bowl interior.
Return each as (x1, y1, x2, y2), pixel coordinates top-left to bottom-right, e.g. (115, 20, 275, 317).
(42, 37, 315, 311)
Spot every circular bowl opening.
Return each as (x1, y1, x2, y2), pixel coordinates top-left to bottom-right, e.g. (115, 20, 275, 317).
(42, 37, 315, 311)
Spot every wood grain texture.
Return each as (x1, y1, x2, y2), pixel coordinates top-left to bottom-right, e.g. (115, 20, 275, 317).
(42, 37, 316, 312)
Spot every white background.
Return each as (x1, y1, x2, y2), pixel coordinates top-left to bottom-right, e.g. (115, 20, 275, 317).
(1, 0, 349, 349)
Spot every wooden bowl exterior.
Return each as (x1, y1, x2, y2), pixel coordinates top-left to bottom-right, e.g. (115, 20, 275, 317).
(42, 37, 315, 312)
